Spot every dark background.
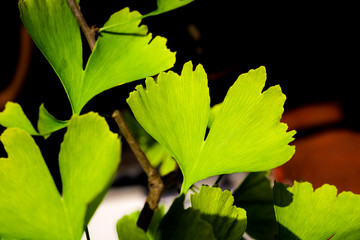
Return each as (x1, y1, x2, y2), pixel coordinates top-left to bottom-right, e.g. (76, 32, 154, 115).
(2, 0, 359, 190)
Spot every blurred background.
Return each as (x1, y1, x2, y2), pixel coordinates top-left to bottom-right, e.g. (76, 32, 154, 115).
(1, 0, 359, 238)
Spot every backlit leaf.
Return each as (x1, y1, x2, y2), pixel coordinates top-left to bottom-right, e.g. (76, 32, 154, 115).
(0, 102, 38, 135)
(38, 104, 68, 138)
(128, 62, 295, 193)
(20, 0, 175, 122)
(19, 0, 83, 113)
(128, 61, 209, 190)
(0, 112, 121, 239)
(191, 185, 247, 240)
(144, 0, 195, 17)
(274, 181, 360, 239)
(80, 8, 175, 114)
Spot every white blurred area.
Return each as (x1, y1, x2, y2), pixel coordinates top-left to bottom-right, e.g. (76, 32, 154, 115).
(81, 186, 147, 240)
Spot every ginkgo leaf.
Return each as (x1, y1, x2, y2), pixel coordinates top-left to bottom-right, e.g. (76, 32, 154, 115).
(197, 67, 295, 186)
(19, 0, 83, 112)
(127, 61, 295, 193)
(0, 102, 38, 135)
(20, 1, 175, 116)
(128, 61, 209, 192)
(143, 0, 195, 17)
(0, 112, 121, 240)
(190, 185, 247, 240)
(79, 7, 176, 114)
(38, 104, 69, 138)
(116, 208, 164, 240)
(0, 102, 69, 138)
(273, 181, 360, 240)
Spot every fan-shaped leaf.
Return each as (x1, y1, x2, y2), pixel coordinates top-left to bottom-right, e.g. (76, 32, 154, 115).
(128, 62, 295, 193)
(274, 181, 360, 239)
(0, 112, 121, 239)
(0, 102, 38, 135)
(191, 185, 247, 240)
(19, 0, 175, 118)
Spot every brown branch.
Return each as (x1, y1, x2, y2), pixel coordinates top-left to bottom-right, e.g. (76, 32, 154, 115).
(112, 110, 164, 230)
(66, 1, 164, 230)
(66, 0, 96, 51)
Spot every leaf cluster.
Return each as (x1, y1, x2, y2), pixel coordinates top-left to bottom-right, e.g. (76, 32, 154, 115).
(1, 0, 360, 239)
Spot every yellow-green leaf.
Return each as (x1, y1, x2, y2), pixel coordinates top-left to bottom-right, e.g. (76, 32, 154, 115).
(274, 181, 360, 239)
(0, 112, 121, 239)
(128, 62, 295, 193)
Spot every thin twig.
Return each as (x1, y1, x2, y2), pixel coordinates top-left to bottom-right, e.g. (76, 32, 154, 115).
(66, 1, 165, 230)
(112, 110, 164, 230)
(66, 0, 96, 50)
(85, 226, 91, 240)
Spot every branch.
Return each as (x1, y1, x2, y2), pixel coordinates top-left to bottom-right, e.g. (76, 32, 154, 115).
(112, 110, 164, 230)
(66, 0, 96, 50)
(66, 0, 164, 230)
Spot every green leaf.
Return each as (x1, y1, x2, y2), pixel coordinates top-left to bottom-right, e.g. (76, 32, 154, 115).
(233, 172, 278, 240)
(0, 128, 67, 239)
(0, 102, 38, 135)
(117, 212, 149, 240)
(198, 66, 295, 182)
(20, 1, 175, 115)
(273, 181, 360, 239)
(128, 61, 209, 188)
(0, 112, 121, 239)
(19, 0, 83, 112)
(144, 0, 195, 17)
(116, 208, 164, 240)
(191, 185, 247, 240)
(38, 104, 69, 138)
(127, 62, 295, 193)
(155, 195, 216, 240)
(80, 8, 176, 114)
(208, 103, 222, 128)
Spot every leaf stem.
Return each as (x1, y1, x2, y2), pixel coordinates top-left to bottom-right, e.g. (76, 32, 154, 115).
(213, 174, 225, 187)
(112, 110, 164, 230)
(85, 226, 91, 240)
(66, 0, 96, 51)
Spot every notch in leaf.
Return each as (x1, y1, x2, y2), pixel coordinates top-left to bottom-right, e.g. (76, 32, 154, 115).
(127, 61, 296, 193)
(273, 181, 360, 239)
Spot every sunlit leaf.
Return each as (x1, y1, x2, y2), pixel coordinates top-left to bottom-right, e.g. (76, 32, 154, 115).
(20, 0, 175, 117)
(0, 128, 67, 239)
(128, 61, 209, 190)
(128, 62, 295, 193)
(38, 104, 68, 138)
(19, 0, 83, 113)
(144, 0, 195, 17)
(191, 185, 247, 240)
(273, 181, 360, 239)
(81, 7, 175, 114)
(0, 112, 121, 239)
(0, 102, 38, 135)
